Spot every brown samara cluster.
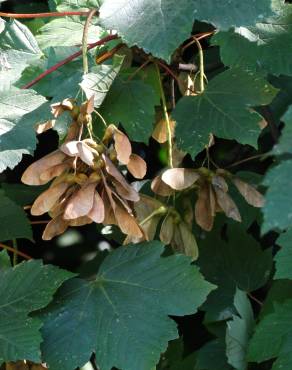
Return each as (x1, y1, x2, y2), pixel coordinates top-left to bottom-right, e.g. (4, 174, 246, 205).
(22, 97, 146, 240)
(152, 166, 265, 231)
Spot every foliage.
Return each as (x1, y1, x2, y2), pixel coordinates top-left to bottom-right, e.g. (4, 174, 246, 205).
(0, 0, 292, 369)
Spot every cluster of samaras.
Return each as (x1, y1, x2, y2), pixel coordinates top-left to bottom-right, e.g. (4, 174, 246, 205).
(151, 166, 264, 232)
(22, 98, 146, 240)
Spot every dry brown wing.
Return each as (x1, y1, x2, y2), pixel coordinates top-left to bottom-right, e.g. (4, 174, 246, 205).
(211, 175, 228, 192)
(114, 129, 132, 164)
(42, 214, 68, 240)
(152, 117, 175, 143)
(127, 154, 147, 179)
(77, 141, 96, 166)
(21, 150, 66, 185)
(195, 184, 214, 231)
(162, 168, 200, 190)
(232, 177, 265, 208)
(40, 162, 71, 183)
(31, 182, 70, 216)
(88, 191, 105, 223)
(103, 154, 139, 202)
(115, 203, 144, 238)
(159, 214, 174, 245)
(64, 182, 96, 219)
(177, 221, 199, 261)
(213, 185, 242, 222)
(151, 175, 174, 196)
(68, 216, 93, 227)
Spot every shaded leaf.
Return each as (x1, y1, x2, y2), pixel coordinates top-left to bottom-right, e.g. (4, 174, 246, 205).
(173, 68, 277, 158)
(0, 261, 73, 363)
(40, 242, 215, 370)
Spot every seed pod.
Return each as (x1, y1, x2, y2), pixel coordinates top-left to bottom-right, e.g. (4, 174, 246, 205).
(162, 168, 200, 190)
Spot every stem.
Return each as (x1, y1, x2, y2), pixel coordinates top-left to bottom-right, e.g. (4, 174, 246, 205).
(140, 206, 167, 226)
(30, 220, 50, 225)
(247, 292, 263, 307)
(156, 63, 173, 168)
(12, 239, 18, 266)
(0, 11, 90, 18)
(127, 59, 151, 81)
(82, 9, 98, 74)
(96, 43, 124, 64)
(0, 242, 32, 260)
(156, 60, 180, 85)
(94, 109, 108, 127)
(21, 34, 119, 90)
(192, 37, 205, 93)
(226, 153, 268, 169)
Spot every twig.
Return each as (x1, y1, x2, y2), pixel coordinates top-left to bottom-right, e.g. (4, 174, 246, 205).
(156, 63, 173, 168)
(0, 11, 90, 18)
(156, 60, 180, 85)
(0, 242, 32, 260)
(21, 34, 119, 89)
(226, 153, 268, 169)
(95, 43, 124, 64)
(192, 37, 205, 93)
(82, 9, 98, 74)
(139, 206, 167, 226)
(247, 292, 263, 307)
(127, 59, 151, 81)
(30, 220, 50, 225)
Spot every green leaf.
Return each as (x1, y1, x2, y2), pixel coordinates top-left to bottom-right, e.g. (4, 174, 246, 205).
(173, 68, 277, 158)
(198, 223, 272, 322)
(36, 17, 102, 49)
(40, 242, 215, 370)
(100, 77, 159, 142)
(272, 107, 292, 155)
(248, 299, 292, 364)
(0, 87, 47, 172)
(275, 229, 292, 280)
(195, 337, 231, 370)
(1, 183, 47, 207)
(0, 260, 74, 363)
(0, 251, 11, 271)
(260, 280, 292, 318)
(0, 19, 42, 86)
(100, 0, 274, 63)
(0, 192, 32, 242)
(80, 56, 124, 107)
(226, 289, 254, 370)
(213, 3, 292, 75)
(262, 160, 292, 233)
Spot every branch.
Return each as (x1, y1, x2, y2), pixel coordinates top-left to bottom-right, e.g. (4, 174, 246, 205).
(82, 9, 98, 74)
(0, 242, 32, 260)
(0, 11, 90, 18)
(21, 34, 119, 90)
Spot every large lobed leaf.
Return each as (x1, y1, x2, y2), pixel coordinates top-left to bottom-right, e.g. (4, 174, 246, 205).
(0, 87, 47, 173)
(40, 242, 215, 370)
(212, 2, 292, 76)
(100, 0, 274, 62)
(0, 19, 42, 86)
(0, 261, 73, 364)
(173, 68, 277, 158)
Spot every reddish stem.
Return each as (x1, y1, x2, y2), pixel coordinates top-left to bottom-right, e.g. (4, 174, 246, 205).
(156, 60, 180, 85)
(0, 11, 90, 18)
(0, 242, 32, 260)
(21, 34, 119, 90)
